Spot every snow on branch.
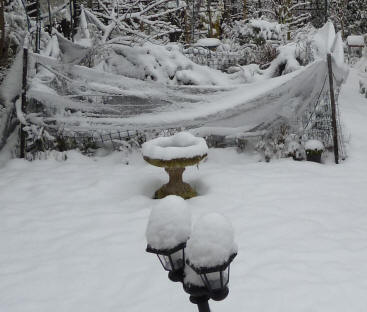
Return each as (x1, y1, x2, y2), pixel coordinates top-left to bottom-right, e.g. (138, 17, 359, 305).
(82, 0, 184, 45)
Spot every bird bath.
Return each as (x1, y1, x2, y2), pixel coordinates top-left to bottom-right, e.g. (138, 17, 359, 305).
(142, 132, 208, 199)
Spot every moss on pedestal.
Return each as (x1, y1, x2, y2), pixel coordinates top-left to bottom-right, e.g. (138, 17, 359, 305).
(154, 182, 197, 199)
(144, 156, 207, 200)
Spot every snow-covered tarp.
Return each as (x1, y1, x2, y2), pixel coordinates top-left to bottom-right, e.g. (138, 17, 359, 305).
(22, 23, 348, 139)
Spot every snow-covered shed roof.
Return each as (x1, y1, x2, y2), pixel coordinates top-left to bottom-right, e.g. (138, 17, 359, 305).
(347, 35, 365, 47)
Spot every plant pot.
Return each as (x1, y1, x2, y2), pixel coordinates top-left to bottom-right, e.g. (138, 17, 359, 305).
(306, 150, 322, 163)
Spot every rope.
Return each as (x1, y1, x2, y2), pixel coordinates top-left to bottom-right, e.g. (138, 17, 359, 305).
(303, 74, 328, 130)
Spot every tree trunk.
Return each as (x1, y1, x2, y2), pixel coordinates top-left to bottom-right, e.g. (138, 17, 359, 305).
(0, 0, 5, 62)
(243, 0, 247, 20)
(207, 0, 212, 37)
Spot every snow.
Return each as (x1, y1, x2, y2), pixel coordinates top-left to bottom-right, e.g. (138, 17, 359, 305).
(347, 35, 365, 47)
(142, 132, 208, 160)
(1, 66, 367, 312)
(332, 32, 346, 69)
(186, 212, 237, 268)
(74, 6, 92, 48)
(194, 38, 221, 48)
(304, 139, 324, 151)
(145, 195, 191, 250)
(312, 21, 336, 58)
(311, 24, 347, 80)
(14, 97, 27, 125)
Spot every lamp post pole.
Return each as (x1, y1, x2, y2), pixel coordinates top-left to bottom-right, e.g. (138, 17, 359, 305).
(190, 295, 210, 312)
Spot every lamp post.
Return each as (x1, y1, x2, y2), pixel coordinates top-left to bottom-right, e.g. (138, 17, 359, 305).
(145, 196, 237, 312)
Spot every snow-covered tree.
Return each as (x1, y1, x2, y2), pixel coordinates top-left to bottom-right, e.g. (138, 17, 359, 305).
(82, 0, 185, 45)
(261, 0, 310, 39)
(329, 0, 367, 37)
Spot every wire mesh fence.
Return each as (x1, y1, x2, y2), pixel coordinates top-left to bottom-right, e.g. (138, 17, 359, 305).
(181, 47, 247, 71)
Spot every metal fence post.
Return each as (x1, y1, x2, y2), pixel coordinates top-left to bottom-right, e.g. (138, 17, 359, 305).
(327, 53, 339, 164)
(20, 36, 29, 158)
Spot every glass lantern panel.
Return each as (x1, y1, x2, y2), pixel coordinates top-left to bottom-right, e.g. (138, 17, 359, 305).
(170, 249, 185, 271)
(203, 272, 222, 290)
(222, 267, 229, 286)
(157, 255, 172, 271)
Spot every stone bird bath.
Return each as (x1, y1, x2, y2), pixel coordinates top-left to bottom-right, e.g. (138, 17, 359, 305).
(142, 132, 208, 199)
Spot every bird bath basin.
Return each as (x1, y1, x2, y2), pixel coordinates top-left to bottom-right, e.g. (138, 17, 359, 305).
(142, 132, 208, 199)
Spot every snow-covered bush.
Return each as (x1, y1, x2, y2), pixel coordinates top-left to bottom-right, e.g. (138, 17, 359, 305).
(265, 43, 302, 77)
(360, 79, 367, 98)
(219, 19, 285, 67)
(93, 43, 245, 85)
(255, 124, 309, 162)
(221, 19, 314, 72)
(222, 19, 284, 45)
(285, 134, 305, 161)
(4, 0, 27, 54)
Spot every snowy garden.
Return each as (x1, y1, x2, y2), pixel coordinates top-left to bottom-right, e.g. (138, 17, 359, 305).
(1, 0, 367, 311)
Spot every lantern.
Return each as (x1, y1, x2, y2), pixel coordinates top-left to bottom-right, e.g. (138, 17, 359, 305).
(145, 196, 191, 281)
(187, 252, 236, 301)
(146, 242, 186, 281)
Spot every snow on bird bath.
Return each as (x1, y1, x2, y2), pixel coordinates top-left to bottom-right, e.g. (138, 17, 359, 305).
(142, 132, 208, 161)
(186, 213, 237, 268)
(146, 195, 191, 250)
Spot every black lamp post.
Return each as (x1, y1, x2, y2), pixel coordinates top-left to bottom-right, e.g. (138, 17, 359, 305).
(147, 243, 236, 312)
(145, 200, 237, 312)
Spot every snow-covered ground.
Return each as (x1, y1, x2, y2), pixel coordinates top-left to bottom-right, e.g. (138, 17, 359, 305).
(1, 67, 367, 312)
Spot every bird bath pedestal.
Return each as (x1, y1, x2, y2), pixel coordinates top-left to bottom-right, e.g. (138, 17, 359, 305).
(142, 132, 208, 200)
(144, 155, 207, 199)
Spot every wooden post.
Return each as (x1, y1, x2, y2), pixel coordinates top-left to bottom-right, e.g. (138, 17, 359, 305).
(327, 53, 339, 164)
(20, 37, 29, 159)
(243, 0, 247, 20)
(324, 0, 327, 23)
(47, 0, 52, 34)
(207, 0, 212, 37)
(191, 0, 195, 43)
(0, 0, 5, 61)
(184, 7, 190, 43)
(69, 0, 74, 41)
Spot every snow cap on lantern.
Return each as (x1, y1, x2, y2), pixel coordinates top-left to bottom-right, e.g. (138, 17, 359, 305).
(186, 212, 237, 268)
(146, 195, 191, 274)
(185, 212, 237, 300)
